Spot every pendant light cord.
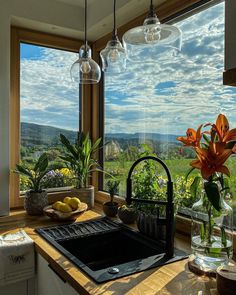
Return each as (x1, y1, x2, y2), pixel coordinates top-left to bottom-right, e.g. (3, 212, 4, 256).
(85, 0, 88, 48)
(114, 0, 116, 31)
(148, 0, 156, 18)
(112, 0, 117, 40)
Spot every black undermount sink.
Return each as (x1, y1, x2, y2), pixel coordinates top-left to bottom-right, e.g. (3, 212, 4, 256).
(36, 217, 186, 283)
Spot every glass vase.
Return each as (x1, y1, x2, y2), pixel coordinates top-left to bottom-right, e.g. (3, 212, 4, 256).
(191, 188, 233, 271)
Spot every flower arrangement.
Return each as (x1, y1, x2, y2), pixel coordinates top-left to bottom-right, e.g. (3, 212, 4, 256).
(177, 114, 236, 211)
(177, 114, 236, 270)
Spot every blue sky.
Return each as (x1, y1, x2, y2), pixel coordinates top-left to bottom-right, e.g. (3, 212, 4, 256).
(105, 1, 236, 135)
(20, 44, 80, 131)
(20, 1, 236, 135)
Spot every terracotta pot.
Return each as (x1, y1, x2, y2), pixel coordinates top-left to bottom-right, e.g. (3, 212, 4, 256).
(24, 190, 48, 216)
(118, 207, 138, 224)
(103, 202, 118, 217)
(71, 186, 94, 209)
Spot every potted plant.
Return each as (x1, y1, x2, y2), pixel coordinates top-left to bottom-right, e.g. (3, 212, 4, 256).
(59, 133, 102, 209)
(118, 204, 138, 224)
(14, 153, 49, 215)
(103, 179, 120, 217)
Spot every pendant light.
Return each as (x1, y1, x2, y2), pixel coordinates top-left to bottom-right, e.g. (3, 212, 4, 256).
(70, 0, 101, 84)
(100, 0, 126, 73)
(122, 0, 182, 62)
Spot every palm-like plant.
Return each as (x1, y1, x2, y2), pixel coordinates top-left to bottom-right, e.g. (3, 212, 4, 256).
(106, 179, 120, 204)
(14, 153, 49, 192)
(59, 133, 102, 188)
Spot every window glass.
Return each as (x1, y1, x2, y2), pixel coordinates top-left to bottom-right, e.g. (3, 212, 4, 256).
(104, 2, 236, 223)
(20, 43, 80, 191)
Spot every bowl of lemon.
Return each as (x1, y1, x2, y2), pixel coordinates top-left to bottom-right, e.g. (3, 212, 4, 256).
(43, 197, 88, 221)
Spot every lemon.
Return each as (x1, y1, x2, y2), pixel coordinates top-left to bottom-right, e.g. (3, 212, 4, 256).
(69, 197, 81, 210)
(52, 201, 63, 211)
(63, 196, 72, 204)
(57, 203, 72, 213)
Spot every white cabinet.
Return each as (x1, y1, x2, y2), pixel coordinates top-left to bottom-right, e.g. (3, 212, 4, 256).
(0, 278, 35, 295)
(0, 281, 27, 295)
(36, 253, 80, 295)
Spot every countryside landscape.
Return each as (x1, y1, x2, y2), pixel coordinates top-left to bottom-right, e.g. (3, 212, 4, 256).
(20, 122, 236, 223)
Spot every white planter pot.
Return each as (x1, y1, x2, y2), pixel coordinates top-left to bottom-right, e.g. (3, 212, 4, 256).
(71, 186, 94, 209)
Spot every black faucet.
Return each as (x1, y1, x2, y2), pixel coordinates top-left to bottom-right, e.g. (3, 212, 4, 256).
(126, 156, 174, 258)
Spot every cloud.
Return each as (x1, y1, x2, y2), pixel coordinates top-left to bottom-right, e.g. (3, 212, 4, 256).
(105, 2, 236, 135)
(20, 2, 236, 137)
(20, 47, 80, 130)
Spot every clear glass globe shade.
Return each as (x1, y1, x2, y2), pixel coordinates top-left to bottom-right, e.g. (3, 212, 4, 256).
(80, 60, 91, 74)
(100, 39, 126, 73)
(70, 57, 101, 84)
(143, 17, 161, 44)
(144, 25, 161, 44)
(107, 48, 120, 63)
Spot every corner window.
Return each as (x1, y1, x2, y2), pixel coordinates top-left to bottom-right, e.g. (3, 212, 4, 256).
(10, 28, 82, 207)
(103, 1, 236, 225)
(20, 43, 80, 192)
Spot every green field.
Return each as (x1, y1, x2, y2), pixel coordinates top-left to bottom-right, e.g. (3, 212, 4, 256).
(104, 157, 236, 204)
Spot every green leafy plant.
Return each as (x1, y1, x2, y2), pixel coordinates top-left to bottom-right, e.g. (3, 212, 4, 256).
(14, 153, 49, 192)
(106, 179, 120, 204)
(132, 144, 166, 216)
(59, 133, 103, 188)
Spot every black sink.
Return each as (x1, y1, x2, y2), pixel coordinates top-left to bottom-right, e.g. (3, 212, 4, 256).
(36, 217, 186, 283)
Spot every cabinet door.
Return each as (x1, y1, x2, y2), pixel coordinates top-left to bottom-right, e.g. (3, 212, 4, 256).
(37, 253, 80, 295)
(0, 281, 27, 295)
(0, 277, 35, 295)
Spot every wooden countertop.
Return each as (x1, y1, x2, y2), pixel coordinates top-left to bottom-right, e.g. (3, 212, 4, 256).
(0, 205, 219, 295)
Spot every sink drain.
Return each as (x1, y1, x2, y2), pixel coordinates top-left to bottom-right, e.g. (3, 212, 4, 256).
(108, 267, 119, 274)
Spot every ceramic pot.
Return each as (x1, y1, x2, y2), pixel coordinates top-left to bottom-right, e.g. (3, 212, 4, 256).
(103, 202, 118, 217)
(118, 207, 138, 224)
(24, 190, 48, 215)
(71, 186, 94, 209)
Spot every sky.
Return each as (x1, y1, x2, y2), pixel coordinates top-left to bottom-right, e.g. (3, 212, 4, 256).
(20, 1, 236, 135)
(20, 44, 80, 131)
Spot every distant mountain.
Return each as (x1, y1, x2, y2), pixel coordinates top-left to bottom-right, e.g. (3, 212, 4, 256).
(21, 122, 77, 146)
(21, 122, 181, 147)
(106, 132, 179, 143)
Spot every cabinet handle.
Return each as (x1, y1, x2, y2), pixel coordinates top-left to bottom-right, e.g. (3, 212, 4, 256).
(48, 263, 66, 283)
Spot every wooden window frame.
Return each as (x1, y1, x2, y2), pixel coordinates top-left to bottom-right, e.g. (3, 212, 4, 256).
(10, 27, 88, 208)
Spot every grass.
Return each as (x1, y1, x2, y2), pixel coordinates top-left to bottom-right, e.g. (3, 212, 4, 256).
(104, 157, 236, 202)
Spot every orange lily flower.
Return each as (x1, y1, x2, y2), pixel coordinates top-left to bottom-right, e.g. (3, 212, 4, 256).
(190, 142, 232, 180)
(177, 124, 202, 147)
(212, 114, 236, 143)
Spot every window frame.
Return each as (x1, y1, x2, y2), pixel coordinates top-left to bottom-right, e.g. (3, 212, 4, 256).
(91, 0, 236, 250)
(94, 0, 223, 195)
(10, 27, 86, 208)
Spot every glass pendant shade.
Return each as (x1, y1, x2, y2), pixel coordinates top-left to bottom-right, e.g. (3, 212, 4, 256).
(100, 37, 126, 73)
(71, 45, 101, 84)
(122, 1, 182, 62)
(70, 0, 101, 84)
(100, 0, 126, 73)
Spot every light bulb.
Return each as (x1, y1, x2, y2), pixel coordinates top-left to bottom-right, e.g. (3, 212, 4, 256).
(80, 60, 91, 74)
(107, 48, 120, 63)
(144, 25, 161, 44)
